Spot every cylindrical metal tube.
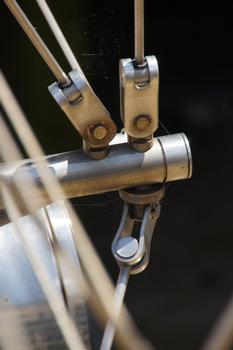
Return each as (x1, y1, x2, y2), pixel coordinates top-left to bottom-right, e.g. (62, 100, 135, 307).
(0, 133, 192, 209)
(158, 133, 192, 181)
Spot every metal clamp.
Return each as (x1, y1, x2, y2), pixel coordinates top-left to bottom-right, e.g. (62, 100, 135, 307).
(49, 69, 117, 156)
(112, 185, 164, 274)
(119, 56, 159, 151)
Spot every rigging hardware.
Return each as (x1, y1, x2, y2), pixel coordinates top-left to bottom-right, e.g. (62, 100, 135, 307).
(112, 185, 164, 275)
(4, 0, 117, 158)
(49, 69, 117, 157)
(1, 0, 193, 348)
(100, 1, 192, 348)
(120, 0, 159, 152)
(120, 56, 159, 151)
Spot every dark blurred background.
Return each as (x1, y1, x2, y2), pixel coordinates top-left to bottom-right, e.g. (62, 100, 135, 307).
(1, 1, 233, 349)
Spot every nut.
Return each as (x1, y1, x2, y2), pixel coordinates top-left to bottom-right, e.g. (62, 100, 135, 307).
(134, 115, 151, 131)
(92, 124, 108, 140)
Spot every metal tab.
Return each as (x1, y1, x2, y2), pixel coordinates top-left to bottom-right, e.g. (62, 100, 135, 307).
(49, 69, 117, 150)
(112, 185, 164, 275)
(119, 55, 159, 140)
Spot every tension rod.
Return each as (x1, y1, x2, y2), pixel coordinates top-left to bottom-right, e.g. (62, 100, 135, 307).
(100, 267, 130, 350)
(4, 0, 69, 85)
(36, 0, 84, 77)
(134, 0, 144, 65)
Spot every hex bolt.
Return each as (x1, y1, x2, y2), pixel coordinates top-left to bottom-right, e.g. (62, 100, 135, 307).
(92, 124, 108, 140)
(134, 115, 151, 131)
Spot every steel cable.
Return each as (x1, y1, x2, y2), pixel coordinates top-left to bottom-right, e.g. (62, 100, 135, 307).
(4, 0, 69, 85)
(134, 0, 144, 65)
(100, 267, 130, 350)
(36, 0, 84, 77)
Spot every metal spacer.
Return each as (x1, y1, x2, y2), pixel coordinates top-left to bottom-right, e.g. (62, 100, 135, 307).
(119, 184, 165, 205)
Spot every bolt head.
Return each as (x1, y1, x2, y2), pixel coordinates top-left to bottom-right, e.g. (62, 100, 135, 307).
(116, 237, 139, 259)
(92, 125, 108, 140)
(134, 115, 151, 132)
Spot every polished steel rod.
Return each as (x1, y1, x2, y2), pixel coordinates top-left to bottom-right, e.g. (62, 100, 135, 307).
(36, 0, 84, 76)
(4, 0, 69, 85)
(100, 267, 130, 350)
(134, 0, 144, 65)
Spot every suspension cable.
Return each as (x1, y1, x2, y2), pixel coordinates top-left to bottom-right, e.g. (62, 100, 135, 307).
(36, 0, 84, 77)
(134, 0, 144, 65)
(100, 267, 130, 350)
(4, 0, 69, 85)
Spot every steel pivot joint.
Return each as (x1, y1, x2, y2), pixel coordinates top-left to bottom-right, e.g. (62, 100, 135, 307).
(112, 185, 164, 274)
(49, 69, 117, 159)
(120, 56, 159, 152)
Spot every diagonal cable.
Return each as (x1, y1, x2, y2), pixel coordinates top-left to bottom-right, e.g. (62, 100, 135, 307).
(4, 0, 69, 85)
(36, 0, 84, 76)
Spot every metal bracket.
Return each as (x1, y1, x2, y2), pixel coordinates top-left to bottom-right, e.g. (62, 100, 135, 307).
(112, 185, 164, 274)
(49, 69, 117, 154)
(119, 55, 159, 151)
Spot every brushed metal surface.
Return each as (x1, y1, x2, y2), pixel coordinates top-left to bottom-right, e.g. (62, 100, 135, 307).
(0, 201, 90, 349)
(0, 133, 192, 213)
